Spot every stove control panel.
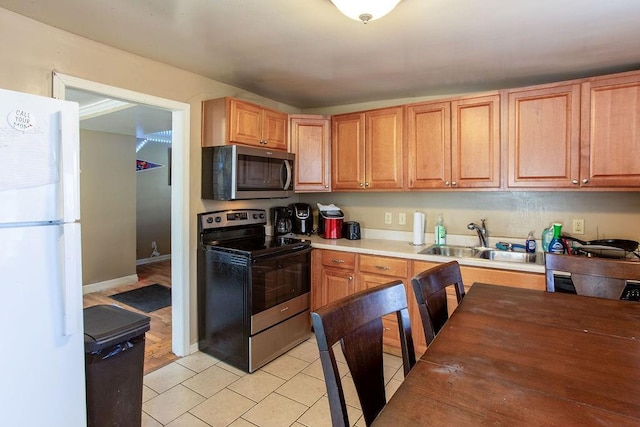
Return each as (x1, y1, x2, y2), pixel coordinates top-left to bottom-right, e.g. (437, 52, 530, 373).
(199, 209, 266, 230)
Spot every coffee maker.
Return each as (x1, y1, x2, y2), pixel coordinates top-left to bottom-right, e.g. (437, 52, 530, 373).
(272, 206, 293, 236)
(290, 203, 313, 235)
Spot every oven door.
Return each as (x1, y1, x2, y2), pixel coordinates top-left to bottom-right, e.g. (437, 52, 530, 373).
(250, 247, 311, 330)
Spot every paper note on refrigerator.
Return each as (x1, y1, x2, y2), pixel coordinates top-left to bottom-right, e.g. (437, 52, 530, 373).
(0, 110, 58, 191)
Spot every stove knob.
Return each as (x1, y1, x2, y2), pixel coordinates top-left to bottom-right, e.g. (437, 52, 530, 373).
(259, 212, 265, 219)
(206, 217, 214, 223)
(214, 216, 222, 223)
(253, 213, 259, 219)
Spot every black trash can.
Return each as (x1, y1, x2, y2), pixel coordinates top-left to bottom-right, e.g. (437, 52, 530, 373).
(83, 304, 151, 427)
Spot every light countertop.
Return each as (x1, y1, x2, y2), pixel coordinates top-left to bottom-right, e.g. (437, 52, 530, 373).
(303, 230, 545, 274)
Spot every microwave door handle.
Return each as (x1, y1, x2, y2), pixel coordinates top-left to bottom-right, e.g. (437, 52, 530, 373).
(282, 159, 292, 190)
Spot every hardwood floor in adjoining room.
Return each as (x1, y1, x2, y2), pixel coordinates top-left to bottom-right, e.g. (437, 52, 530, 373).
(83, 258, 176, 374)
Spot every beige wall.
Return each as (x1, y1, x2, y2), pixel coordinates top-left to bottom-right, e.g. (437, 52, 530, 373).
(300, 191, 640, 244)
(80, 130, 136, 284)
(0, 7, 301, 345)
(2, 6, 640, 347)
(136, 142, 172, 259)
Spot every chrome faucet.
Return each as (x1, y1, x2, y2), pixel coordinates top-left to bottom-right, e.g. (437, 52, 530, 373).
(467, 219, 488, 248)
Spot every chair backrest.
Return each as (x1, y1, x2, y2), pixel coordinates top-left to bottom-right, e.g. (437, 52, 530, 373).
(545, 253, 640, 299)
(411, 260, 466, 346)
(311, 280, 416, 427)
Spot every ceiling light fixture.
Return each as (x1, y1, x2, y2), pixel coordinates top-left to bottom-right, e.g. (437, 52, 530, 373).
(330, 0, 402, 24)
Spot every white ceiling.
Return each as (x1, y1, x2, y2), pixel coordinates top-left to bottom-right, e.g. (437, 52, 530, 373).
(3, 0, 640, 131)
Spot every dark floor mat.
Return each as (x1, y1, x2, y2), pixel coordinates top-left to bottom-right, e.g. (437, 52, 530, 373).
(110, 284, 171, 313)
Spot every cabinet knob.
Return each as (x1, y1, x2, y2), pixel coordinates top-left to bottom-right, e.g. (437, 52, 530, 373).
(365, 182, 370, 187)
(451, 181, 457, 186)
(445, 181, 450, 186)
(348, 276, 353, 281)
(359, 182, 364, 187)
(325, 185, 329, 188)
(582, 178, 589, 184)
(572, 179, 579, 185)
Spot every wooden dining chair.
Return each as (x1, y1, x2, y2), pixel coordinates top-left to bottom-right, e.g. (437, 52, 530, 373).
(311, 280, 416, 427)
(545, 253, 640, 299)
(411, 260, 466, 346)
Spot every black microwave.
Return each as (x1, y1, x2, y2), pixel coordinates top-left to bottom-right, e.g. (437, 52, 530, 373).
(202, 145, 295, 200)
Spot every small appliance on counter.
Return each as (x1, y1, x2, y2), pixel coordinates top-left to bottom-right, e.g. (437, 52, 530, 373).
(317, 203, 344, 239)
(342, 221, 361, 240)
(272, 206, 293, 236)
(290, 203, 313, 235)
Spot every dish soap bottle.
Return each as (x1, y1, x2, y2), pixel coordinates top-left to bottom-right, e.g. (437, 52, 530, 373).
(525, 231, 536, 253)
(548, 223, 565, 254)
(541, 224, 553, 252)
(435, 214, 446, 245)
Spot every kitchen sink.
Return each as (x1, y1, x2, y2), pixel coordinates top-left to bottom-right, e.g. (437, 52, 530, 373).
(419, 245, 481, 258)
(476, 249, 542, 264)
(419, 244, 543, 264)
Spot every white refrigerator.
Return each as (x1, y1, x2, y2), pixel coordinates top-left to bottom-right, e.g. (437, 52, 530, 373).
(0, 87, 86, 426)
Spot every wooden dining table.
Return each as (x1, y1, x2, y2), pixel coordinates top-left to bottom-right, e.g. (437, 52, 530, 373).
(373, 283, 640, 426)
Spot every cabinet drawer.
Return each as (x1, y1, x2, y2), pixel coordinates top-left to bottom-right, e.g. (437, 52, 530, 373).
(360, 255, 408, 277)
(321, 250, 357, 270)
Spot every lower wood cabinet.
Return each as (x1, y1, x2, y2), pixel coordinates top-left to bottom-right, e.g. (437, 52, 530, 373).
(312, 249, 357, 310)
(313, 250, 545, 357)
(359, 255, 410, 351)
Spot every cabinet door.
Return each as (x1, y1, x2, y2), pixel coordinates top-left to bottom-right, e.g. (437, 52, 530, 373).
(459, 266, 545, 291)
(507, 84, 581, 188)
(320, 268, 356, 307)
(406, 101, 451, 189)
(366, 106, 404, 189)
(332, 113, 365, 190)
(411, 261, 441, 354)
(229, 99, 263, 147)
(290, 115, 331, 192)
(262, 108, 288, 150)
(451, 95, 501, 188)
(581, 73, 640, 187)
(359, 273, 404, 350)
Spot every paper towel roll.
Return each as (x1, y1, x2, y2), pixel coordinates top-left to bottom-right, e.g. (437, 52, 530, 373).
(412, 211, 425, 245)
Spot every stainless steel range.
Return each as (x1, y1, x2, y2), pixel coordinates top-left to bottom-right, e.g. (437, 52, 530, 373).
(197, 209, 312, 372)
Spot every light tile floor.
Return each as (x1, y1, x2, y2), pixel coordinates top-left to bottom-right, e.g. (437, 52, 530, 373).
(142, 335, 407, 426)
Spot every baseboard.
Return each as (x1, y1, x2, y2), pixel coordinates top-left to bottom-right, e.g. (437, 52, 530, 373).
(190, 343, 201, 355)
(136, 254, 172, 265)
(83, 274, 139, 295)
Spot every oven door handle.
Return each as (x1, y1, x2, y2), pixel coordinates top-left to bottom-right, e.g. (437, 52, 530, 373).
(252, 245, 312, 262)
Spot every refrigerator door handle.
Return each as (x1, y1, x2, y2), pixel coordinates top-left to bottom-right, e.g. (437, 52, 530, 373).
(61, 223, 82, 336)
(60, 108, 81, 223)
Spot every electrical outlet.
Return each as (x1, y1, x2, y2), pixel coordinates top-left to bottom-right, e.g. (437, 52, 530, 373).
(384, 212, 392, 224)
(398, 213, 406, 225)
(572, 219, 585, 235)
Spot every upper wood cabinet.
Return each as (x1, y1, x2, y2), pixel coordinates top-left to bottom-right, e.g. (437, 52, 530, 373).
(407, 95, 501, 189)
(581, 72, 640, 187)
(332, 106, 404, 191)
(289, 115, 331, 192)
(202, 97, 288, 150)
(507, 83, 581, 188)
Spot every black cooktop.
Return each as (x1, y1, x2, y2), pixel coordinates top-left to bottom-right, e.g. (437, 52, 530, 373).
(201, 231, 310, 258)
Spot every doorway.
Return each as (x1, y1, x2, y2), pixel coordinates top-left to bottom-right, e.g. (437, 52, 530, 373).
(53, 72, 191, 357)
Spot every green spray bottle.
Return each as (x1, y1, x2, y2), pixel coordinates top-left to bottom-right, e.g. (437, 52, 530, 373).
(547, 223, 565, 254)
